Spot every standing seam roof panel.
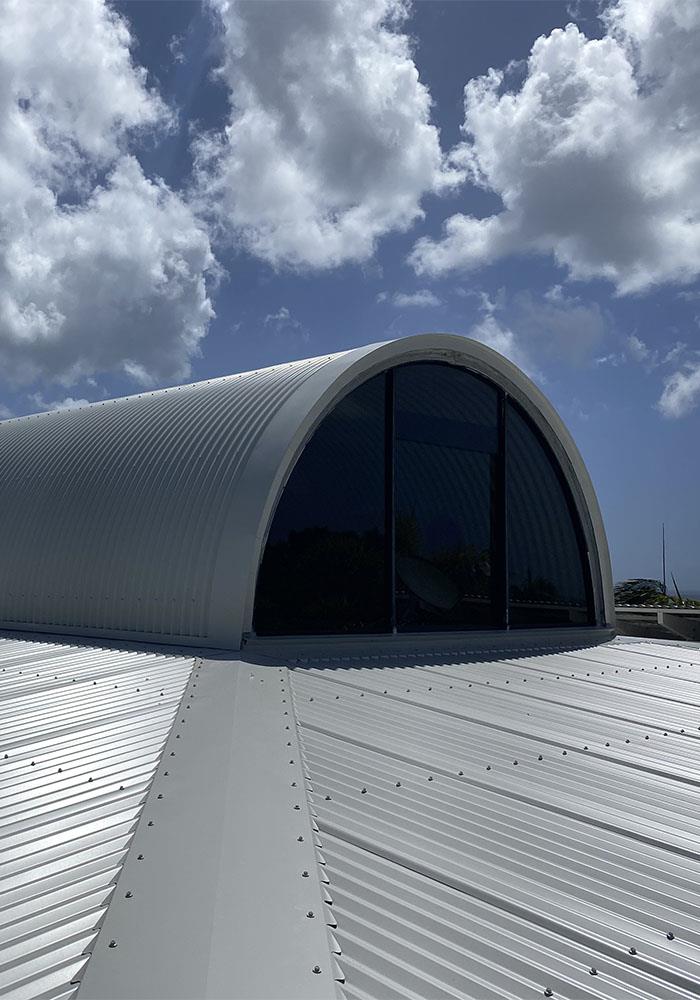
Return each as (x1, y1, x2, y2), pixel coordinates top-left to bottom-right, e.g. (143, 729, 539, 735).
(0, 355, 334, 640)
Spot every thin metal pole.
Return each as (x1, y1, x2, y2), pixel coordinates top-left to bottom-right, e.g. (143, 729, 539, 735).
(385, 369, 397, 632)
(662, 522, 666, 595)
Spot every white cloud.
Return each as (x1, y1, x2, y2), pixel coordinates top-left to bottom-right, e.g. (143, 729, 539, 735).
(657, 360, 700, 418)
(28, 393, 91, 413)
(411, 0, 700, 295)
(595, 334, 688, 371)
(512, 285, 608, 364)
(263, 305, 309, 343)
(194, 0, 460, 269)
(0, 0, 217, 388)
(0, 403, 12, 420)
(381, 289, 442, 308)
(466, 293, 538, 378)
(460, 285, 606, 369)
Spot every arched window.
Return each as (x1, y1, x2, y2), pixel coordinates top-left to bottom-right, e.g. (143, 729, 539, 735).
(253, 363, 594, 635)
(253, 374, 388, 635)
(506, 400, 593, 626)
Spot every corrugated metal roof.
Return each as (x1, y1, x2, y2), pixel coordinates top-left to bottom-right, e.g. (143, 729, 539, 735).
(292, 638, 700, 999)
(0, 335, 614, 650)
(0, 352, 335, 644)
(0, 636, 194, 1000)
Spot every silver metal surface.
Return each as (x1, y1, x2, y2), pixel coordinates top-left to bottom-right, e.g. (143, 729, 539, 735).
(77, 658, 342, 1000)
(0, 335, 613, 649)
(292, 637, 700, 1000)
(0, 637, 194, 1000)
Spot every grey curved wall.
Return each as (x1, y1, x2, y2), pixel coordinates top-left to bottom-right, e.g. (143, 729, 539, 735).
(0, 335, 613, 649)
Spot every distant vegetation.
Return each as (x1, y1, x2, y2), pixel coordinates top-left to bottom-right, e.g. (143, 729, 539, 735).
(615, 578, 700, 608)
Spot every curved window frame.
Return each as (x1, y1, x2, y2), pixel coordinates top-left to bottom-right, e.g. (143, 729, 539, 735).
(253, 361, 596, 636)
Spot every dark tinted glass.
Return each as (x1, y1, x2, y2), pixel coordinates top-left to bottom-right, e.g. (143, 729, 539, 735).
(394, 363, 499, 630)
(253, 374, 387, 635)
(507, 401, 592, 626)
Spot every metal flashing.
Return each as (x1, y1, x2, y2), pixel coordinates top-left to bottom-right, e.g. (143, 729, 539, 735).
(77, 659, 341, 1000)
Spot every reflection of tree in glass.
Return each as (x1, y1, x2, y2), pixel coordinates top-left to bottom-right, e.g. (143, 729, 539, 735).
(511, 575, 560, 604)
(395, 512, 420, 558)
(396, 511, 491, 605)
(255, 527, 385, 634)
(437, 545, 491, 600)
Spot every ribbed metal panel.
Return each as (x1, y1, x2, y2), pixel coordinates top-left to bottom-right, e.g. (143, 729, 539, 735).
(0, 637, 194, 1000)
(292, 638, 700, 999)
(0, 354, 334, 642)
(0, 335, 615, 648)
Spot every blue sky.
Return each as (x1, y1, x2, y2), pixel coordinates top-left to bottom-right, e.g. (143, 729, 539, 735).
(0, 0, 698, 590)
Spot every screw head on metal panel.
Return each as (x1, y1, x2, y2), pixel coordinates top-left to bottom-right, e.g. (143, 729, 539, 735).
(137, 854, 144, 860)
(312, 966, 321, 975)
(628, 947, 637, 955)
(307, 911, 315, 918)
(297, 836, 304, 842)
(562, 751, 567, 756)
(427, 776, 433, 781)
(589, 968, 597, 976)
(157, 794, 163, 799)
(125, 891, 133, 898)
(294, 804, 300, 810)
(395, 781, 401, 787)
(667, 931, 675, 940)
(361, 787, 367, 794)
(486, 765, 491, 771)
(325, 794, 331, 800)
(544, 990, 553, 997)
(302, 871, 309, 878)
(147, 821, 154, 827)
(108, 940, 117, 948)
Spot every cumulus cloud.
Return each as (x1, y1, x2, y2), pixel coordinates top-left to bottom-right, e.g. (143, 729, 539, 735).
(657, 360, 700, 418)
(0, 0, 217, 387)
(27, 394, 91, 414)
(467, 293, 538, 378)
(194, 0, 460, 269)
(263, 305, 309, 343)
(513, 284, 608, 364)
(380, 289, 442, 307)
(411, 0, 700, 295)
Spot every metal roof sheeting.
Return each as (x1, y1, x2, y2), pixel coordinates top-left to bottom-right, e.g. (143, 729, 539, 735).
(292, 638, 700, 1000)
(0, 353, 334, 645)
(0, 637, 193, 1000)
(0, 335, 614, 650)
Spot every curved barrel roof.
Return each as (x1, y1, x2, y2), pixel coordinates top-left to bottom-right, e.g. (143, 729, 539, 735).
(0, 334, 613, 649)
